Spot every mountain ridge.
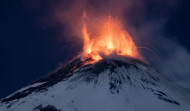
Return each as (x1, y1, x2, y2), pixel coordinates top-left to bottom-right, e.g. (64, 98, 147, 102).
(0, 56, 190, 111)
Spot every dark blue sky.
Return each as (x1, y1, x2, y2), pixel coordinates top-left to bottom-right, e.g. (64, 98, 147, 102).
(0, 0, 190, 98)
(0, 0, 76, 98)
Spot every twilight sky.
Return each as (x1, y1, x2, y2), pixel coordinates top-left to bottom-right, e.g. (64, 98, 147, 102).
(0, 0, 190, 99)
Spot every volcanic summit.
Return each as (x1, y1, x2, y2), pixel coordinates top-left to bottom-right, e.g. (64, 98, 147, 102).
(1, 12, 190, 111)
(0, 55, 190, 111)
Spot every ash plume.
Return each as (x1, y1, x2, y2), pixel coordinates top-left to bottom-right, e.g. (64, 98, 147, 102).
(25, 0, 190, 89)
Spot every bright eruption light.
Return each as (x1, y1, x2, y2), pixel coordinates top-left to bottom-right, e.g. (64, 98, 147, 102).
(81, 16, 142, 63)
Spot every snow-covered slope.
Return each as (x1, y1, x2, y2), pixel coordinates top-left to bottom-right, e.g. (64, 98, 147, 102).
(0, 56, 190, 111)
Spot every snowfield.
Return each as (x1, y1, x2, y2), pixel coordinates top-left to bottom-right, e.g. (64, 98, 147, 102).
(0, 57, 190, 111)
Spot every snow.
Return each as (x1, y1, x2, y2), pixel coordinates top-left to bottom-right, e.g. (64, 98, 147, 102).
(18, 82, 46, 92)
(3, 82, 46, 100)
(0, 58, 190, 111)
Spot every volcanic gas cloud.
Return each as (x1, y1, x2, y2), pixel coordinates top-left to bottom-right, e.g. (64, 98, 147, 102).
(51, 0, 145, 63)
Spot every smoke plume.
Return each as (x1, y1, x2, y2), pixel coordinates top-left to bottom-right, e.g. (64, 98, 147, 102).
(26, 0, 190, 89)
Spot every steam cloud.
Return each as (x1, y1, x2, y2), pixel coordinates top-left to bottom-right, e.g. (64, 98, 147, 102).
(26, 0, 190, 89)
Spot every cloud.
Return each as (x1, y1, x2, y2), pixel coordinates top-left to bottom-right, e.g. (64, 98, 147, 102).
(163, 46, 190, 89)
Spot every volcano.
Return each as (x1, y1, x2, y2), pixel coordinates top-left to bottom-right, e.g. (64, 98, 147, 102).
(0, 56, 190, 111)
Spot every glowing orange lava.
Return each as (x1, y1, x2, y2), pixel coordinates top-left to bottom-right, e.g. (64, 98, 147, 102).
(81, 16, 141, 62)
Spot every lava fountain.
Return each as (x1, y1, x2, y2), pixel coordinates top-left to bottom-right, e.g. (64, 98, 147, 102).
(81, 15, 142, 63)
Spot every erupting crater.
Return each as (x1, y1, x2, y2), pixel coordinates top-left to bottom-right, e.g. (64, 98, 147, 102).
(81, 16, 142, 63)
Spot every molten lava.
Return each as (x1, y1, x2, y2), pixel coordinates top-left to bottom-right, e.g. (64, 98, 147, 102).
(82, 16, 141, 62)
